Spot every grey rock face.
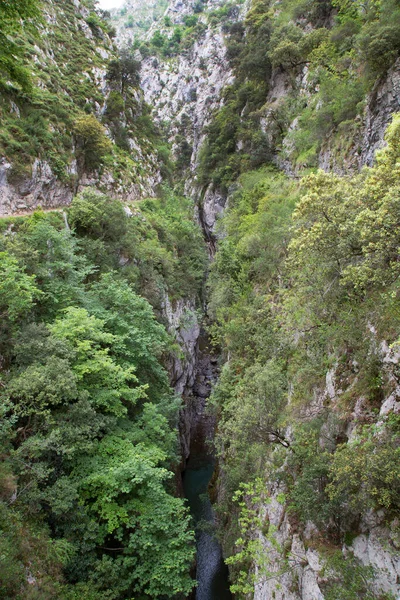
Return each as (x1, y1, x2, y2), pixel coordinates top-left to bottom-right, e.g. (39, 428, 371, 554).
(0, 155, 161, 216)
(200, 185, 226, 235)
(253, 492, 400, 600)
(140, 25, 235, 172)
(0, 159, 73, 215)
(252, 334, 400, 600)
(179, 333, 219, 465)
(162, 293, 200, 396)
(161, 292, 203, 463)
(358, 57, 400, 167)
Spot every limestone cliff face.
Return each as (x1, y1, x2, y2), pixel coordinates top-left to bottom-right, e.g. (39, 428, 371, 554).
(137, 0, 400, 242)
(0, 147, 161, 216)
(138, 0, 247, 240)
(252, 342, 400, 600)
(140, 1, 235, 172)
(162, 293, 200, 397)
(0, 158, 74, 216)
(263, 58, 400, 177)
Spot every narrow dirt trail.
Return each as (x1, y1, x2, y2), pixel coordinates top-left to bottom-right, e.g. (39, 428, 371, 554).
(0, 207, 66, 219)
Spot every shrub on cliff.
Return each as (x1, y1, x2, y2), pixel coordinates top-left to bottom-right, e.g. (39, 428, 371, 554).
(0, 0, 40, 91)
(73, 115, 112, 173)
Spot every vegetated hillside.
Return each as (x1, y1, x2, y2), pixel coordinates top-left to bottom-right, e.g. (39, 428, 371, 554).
(209, 126, 400, 599)
(1, 0, 400, 598)
(197, 0, 400, 192)
(195, 0, 400, 597)
(0, 186, 207, 598)
(0, 2, 209, 599)
(0, 0, 168, 216)
(110, 0, 169, 44)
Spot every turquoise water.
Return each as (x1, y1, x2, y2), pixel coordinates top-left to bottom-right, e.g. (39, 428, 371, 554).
(183, 454, 232, 600)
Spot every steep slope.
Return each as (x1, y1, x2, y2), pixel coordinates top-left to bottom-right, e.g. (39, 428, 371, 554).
(1, 0, 400, 598)
(189, 1, 400, 598)
(0, 0, 164, 216)
(208, 123, 400, 600)
(110, 0, 169, 44)
(121, 0, 400, 597)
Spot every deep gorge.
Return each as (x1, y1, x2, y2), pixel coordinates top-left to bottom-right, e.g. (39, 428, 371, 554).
(1, 0, 400, 599)
(181, 333, 231, 600)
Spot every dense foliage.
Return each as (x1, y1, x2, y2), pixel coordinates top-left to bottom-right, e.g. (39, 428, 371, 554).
(2, 0, 400, 597)
(0, 188, 207, 599)
(208, 114, 400, 597)
(198, 0, 400, 189)
(0, 0, 167, 194)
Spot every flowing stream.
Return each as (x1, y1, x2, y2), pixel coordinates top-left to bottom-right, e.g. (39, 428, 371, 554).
(181, 339, 232, 600)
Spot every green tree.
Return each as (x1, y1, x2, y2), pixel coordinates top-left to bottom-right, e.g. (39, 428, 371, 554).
(68, 189, 127, 242)
(0, 251, 40, 356)
(49, 306, 145, 416)
(67, 190, 127, 271)
(73, 115, 112, 172)
(85, 274, 171, 401)
(75, 433, 195, 598)
(106, 50, 141, 93)
(3, 213, 91, 317)
(327, 416, 400, 514)
(0, 251, 39, 322)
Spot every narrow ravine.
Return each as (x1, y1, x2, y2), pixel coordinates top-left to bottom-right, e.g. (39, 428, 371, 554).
(182, 336, 232, 600)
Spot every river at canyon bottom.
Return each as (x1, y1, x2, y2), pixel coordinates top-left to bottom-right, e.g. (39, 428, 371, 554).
(183, 455, 231, 600)
(181, 342, 232, 600)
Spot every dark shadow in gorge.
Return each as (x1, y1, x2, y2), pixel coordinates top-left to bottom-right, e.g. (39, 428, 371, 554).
(182, 335, 232, 600)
